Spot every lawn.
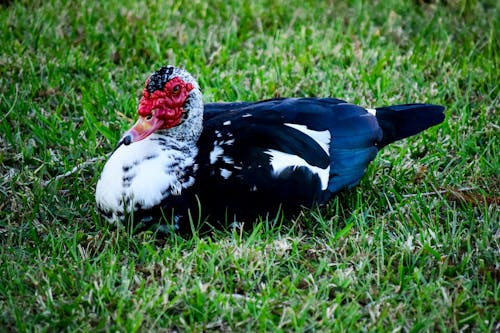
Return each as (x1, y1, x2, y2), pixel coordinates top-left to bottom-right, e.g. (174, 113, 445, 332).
(0, 0, 498, 331)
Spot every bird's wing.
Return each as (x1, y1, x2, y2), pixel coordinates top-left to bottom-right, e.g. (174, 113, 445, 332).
(196, 98, 381, 217)
(203, 97, 346, 121)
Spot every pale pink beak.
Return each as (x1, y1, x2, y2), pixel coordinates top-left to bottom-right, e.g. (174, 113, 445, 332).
(121, 115, 164, 145)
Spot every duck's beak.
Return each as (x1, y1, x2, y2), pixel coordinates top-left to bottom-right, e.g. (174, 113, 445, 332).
(121, 115, 164, 145)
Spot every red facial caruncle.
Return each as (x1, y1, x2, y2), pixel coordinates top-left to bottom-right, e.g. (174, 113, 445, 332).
(138, 76, 194, 129)
(121, 76, 194, 145)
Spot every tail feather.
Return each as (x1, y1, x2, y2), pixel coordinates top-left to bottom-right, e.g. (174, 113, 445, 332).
(375, 104, 445, 148)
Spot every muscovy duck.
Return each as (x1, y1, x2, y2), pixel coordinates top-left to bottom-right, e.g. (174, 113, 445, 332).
(95, 66, 445, 233)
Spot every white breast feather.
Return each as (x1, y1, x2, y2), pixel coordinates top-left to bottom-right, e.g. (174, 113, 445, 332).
(95, 134, 197, 220)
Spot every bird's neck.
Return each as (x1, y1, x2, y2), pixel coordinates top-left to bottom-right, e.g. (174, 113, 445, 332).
(108, 133, 199, 174)
(148, 133, 198, 157)
(157, 121, 201, 143)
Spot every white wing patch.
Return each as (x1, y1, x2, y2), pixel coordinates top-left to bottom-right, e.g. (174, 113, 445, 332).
(220, 168, 232, 179)
(266, 149, 330, 190)
(210, 145, 224, 164)
(284, 123, 331, 154)
(222, 156, 234, 164)
(366, 108, 376, 116)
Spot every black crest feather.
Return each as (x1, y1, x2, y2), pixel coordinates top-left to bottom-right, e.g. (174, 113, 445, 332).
(146, 66, 175, 94)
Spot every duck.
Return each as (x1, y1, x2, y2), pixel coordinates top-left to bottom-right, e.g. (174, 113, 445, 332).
(95, 66, 445, 233)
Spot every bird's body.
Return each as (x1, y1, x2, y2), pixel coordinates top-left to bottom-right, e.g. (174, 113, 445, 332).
(96, 66, 445, 233)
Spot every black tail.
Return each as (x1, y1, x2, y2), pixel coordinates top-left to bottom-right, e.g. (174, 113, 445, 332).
(375, 104, 445, 148)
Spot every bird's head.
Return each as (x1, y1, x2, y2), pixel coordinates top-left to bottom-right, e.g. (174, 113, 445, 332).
(121, 66, 203, 145)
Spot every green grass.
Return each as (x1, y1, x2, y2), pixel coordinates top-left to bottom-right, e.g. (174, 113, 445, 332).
(1, 0, 499, 331)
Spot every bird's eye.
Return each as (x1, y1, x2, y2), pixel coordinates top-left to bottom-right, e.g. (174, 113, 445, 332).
(172, 85, 180, 95)
(145, 114, 153, 121)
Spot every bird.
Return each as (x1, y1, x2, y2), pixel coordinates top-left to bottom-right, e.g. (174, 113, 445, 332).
(95, 65, 445, 233)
